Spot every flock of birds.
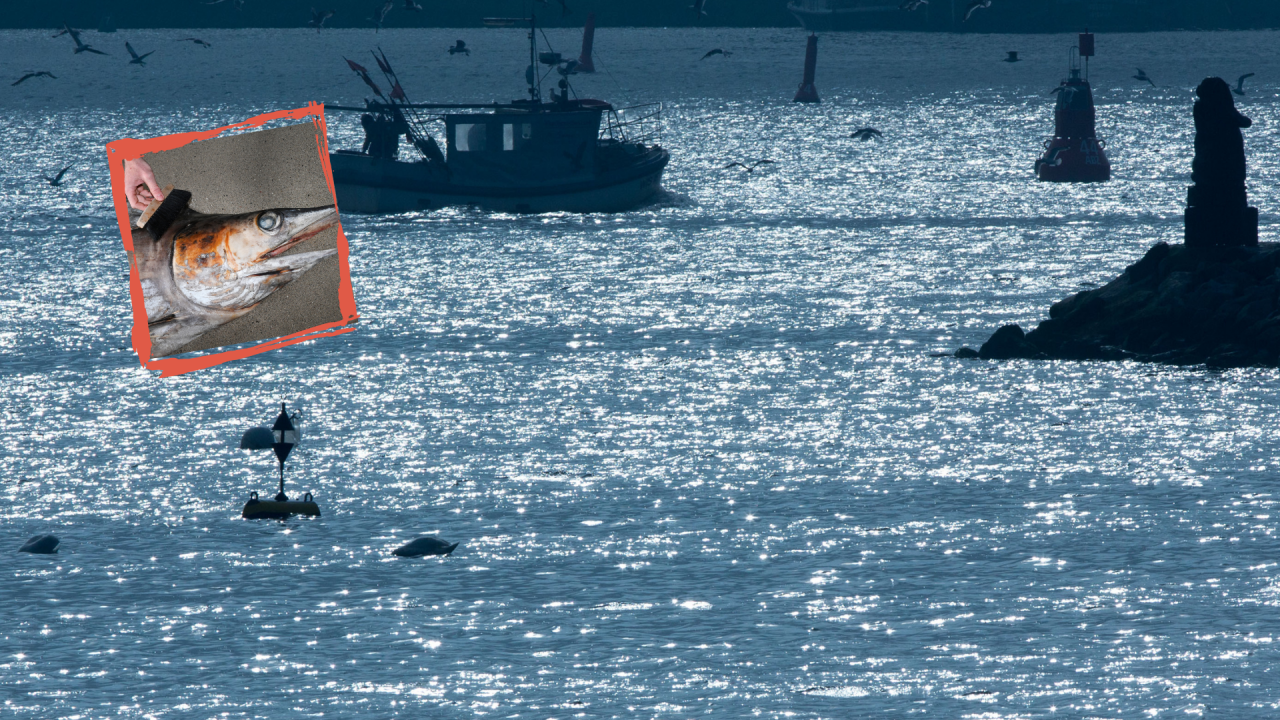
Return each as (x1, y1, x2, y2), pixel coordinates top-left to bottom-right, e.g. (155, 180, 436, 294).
(14, 24, 211, 88)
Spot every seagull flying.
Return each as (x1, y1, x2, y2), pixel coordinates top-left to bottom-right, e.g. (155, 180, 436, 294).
(309, 8, 335, 31)
(403, 0, 423, 9)
(44, 164, 73, 187)
(176, 37, 212, 47)
(204, 0, 246, 7)
(723, 159, 775, 173)
(64, 25, 107, 55)
(126, 42, 154, 65)
(50, 26, 79, 38)
(700, 48, 731, 60)
(691, 0, 708, 21)
(449, 40, 469, 55)
(899, 0, 928, 10)
(1234, 73, 1254, 96)
(1035, 146, 1066, 174)
(1052, 85, 1078, 101)
(1133, 68, 1155, 87)
(12, 71, 56, 86)
(372, 0, 393, 32)
(850, 128, 883, 141)
(963, 0, 991, 22)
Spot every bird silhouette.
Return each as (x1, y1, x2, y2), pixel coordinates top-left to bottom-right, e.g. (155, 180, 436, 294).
(700, 48, 730, 60)
(175, 37, 212, 47)
(899, 0, 928, 10)
(723, 159, 775, 173)
(449, 40, 470, 55)
(1035, 147, 1066, 174)
(44, 164, 73, 187)
(403, 0, 423, 10)
(1133, 68, 1155, 87)
(309, 8, 335, 31)
(126, 42, 154, 65)
(63, 25, 107, 55)
(203, 0, 246, 7)
(963, 0, 991, 22)
(691, 0, 708, 21)
(850, 128, 883, 141)
(12, 71, 56, 86)
(371, 1, 393, 32)
(1233, 73, 1254, 96)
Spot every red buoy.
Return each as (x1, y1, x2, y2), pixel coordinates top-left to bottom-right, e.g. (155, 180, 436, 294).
(576, 13, 596, 73)
(794, 34, 819, 103)
(1036, 32, 1110, 183)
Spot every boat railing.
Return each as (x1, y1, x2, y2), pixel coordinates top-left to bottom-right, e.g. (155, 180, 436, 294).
(602, 103, 662, 145)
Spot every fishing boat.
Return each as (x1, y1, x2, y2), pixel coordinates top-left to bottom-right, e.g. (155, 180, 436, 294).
(326, 13, 668, 214)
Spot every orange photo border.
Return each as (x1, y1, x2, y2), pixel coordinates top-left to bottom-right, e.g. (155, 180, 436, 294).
(106, 103, 358, 377)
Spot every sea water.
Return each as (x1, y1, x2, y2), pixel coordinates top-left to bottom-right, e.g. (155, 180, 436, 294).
(3, 27, 1280, 718)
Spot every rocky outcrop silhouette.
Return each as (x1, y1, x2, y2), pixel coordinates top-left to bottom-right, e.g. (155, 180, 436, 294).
(971, 242, 1280, 367)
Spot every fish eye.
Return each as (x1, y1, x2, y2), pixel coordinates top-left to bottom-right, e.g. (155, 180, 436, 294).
(257, 211, 282, 233)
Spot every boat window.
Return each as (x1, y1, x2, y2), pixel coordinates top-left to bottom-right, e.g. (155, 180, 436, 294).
(455, 123, 487, 152)
(522, 123, 532, 140)
(503, 124, 515, 151)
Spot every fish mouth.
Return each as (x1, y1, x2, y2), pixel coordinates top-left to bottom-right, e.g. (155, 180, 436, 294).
(259, 206, 338, 261)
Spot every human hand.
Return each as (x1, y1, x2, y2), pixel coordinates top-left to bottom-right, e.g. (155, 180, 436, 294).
(123, 158, 164, 212)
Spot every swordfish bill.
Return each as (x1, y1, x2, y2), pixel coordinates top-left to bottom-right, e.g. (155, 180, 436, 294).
(131, 202, 339, 358)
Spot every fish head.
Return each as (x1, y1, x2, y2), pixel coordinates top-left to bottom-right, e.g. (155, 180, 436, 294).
(170, 205, 338, 311)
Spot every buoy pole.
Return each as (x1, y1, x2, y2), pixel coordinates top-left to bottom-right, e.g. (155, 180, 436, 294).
(794, 34, 820, 103)
(577, 13, 596, 73)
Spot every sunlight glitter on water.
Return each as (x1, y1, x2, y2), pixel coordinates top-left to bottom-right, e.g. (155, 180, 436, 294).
(4, 25, 1280, 719)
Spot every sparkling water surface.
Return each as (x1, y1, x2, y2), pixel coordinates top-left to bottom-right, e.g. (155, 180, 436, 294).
(4, 27, 1280, 718)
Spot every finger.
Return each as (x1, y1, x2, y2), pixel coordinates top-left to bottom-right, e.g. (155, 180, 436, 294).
(138, 166, 164, 201)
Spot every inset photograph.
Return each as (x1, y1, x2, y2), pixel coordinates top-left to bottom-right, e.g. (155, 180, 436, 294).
(109, 106, 358, 374)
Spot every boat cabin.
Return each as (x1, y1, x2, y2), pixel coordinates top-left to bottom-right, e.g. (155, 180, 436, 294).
(444, 102, 609, 181)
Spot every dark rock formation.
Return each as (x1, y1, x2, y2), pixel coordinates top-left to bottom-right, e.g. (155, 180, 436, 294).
(1185, 77, 1258, 248)
(975, 242, 1280, 367)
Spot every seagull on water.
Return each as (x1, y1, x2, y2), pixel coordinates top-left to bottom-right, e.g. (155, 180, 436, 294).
(1133, 68, 1155, 87)
(850, 128, 883, 141)
(1234, 73, 1255, 96)
(899, 0, 928, 10)
(449, 40, 470, 55)
(724, 159, 775, 173)
(126, 42, 154, 65)
(700, 48, 730, 60)
(12, 71, 56, 86)
(963, 0, 991, 22)
(44, 164, 73, 187)
(175, 37, 212, 47)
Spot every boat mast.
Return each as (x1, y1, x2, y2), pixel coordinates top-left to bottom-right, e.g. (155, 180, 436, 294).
(527, 4, 541, 103)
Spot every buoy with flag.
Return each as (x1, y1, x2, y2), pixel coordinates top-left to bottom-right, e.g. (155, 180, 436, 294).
(576, 13, 596, 73)
(794, 33, 819, 103)
(1036, 31, 1111, 183)
(242, 403, 320, 520)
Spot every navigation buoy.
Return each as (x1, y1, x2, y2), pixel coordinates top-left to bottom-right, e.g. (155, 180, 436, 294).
(577, 13, 596, 73)
(242, 403, 320, 520)
(794, 34, 820, 104)
(1036, 32, 1110, 183)
(239, 426, 273, 450)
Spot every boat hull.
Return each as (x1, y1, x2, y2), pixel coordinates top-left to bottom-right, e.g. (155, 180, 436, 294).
(331, 149, 669, 214)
